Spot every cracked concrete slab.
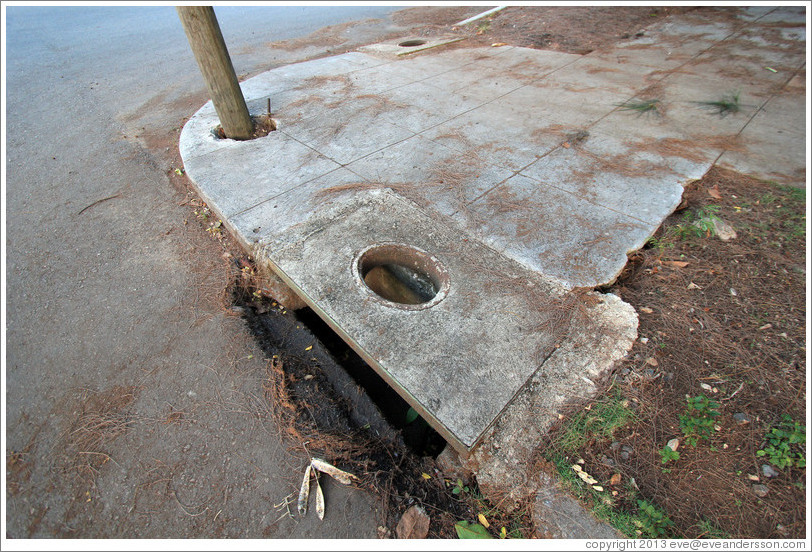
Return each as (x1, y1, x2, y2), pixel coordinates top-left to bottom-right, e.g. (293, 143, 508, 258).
(180, 6, 806, 453)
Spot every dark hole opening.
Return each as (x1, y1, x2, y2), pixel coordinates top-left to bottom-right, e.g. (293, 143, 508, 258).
(398, 39, 427, 47)
(295, 307, 447, 458)
(361, 263, 438, 305)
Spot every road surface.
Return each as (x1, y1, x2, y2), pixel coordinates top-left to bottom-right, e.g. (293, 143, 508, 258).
(4, 4, 417, 540)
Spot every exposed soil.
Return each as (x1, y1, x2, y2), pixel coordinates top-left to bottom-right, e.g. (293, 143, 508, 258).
(541, 167, 806, 538)
(394, 5, 697, 55)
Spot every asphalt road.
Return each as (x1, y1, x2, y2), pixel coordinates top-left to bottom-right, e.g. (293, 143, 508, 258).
(4, 5, 408, 541)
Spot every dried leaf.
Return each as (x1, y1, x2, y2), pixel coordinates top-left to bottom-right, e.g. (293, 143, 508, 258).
(700, 383, 713, 391)
(478, 513, 490, 528)
(593, 485, 604, 492)
(491, 42, 508, 47)
(646, 357, 659, 367)
(571, 464, 583, 473)
(315, 472, 325, 520)
(311, 458, 358, 485)
(665, 261, 689, 268)
(397, 506, 430, 539)
(687, 282, 702, 290)
(639, 307, 654, 314)
(577, 470, 597, 485)
(667, 438, 680, 452)
(297, 463, 312, 516)
(421, 472, 432, 480)
(708, 185, 722, 199)
(610, 473, 622, 486)
(305, 345, 313, 351)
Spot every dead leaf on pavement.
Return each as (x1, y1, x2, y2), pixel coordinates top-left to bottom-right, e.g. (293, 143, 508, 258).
(315, 472, 325, 520)
(298, 463, 312, 516)
(311, 458, 358, 485)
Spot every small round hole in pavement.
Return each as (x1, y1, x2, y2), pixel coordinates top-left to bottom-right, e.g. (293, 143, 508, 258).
(398, 39, 427, 48)
(355, 244, 449, 309)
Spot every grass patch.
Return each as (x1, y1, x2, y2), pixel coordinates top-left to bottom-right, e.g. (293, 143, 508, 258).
(617, 98, 661, 116)
(555, 387, 636, 453)
(694, 91, 742, 117)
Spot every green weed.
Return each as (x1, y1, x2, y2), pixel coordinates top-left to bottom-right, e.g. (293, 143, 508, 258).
(659, 445, 680, 465)
(557, 388, 636, 453)
(757, 415, 806, 469)
(645, 235, 673, 252)
(454, 520, 492, 539)
(679, 394, 721, 447)
(698, 519, 730, 539)
(680, 205, 722, 238)
(476, 20, 491, 34)
(617, 98, 661, 116)
(450, 478, 470, 495)
(635, 500, 674, 538)
(695, 91, 742, 117)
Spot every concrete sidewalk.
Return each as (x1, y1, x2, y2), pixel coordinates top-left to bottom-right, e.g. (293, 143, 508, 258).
(181, 4, 805, 453)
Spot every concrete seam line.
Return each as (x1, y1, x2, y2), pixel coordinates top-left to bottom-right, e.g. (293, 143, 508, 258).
(454, 6, 507, 27)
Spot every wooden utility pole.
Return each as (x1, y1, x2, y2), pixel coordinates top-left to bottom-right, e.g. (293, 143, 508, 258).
(177, 6, 254, 140)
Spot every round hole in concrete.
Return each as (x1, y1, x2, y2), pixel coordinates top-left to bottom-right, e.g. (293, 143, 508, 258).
(355, 243, 449, 309)
(398, 39, 427, 48)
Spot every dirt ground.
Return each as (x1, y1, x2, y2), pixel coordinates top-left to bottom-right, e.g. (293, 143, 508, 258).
(541, 167, 806, 538)
(394, 5, 695, 54)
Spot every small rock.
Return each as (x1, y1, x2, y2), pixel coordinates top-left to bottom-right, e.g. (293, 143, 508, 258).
(712, 218, 737, 241)
(733, 413, 751, 425)
(610, 473, 622, 486)
(762, 464, 780, 478)
(620, 444, 633, 461)
(645, 357, 659, 367)
(752, 484, 769, 498)
(639, 337, 649, 344)
(666, 438, 680, 452)
(639, 307, 654, 314)
(396, 505, 430, 539)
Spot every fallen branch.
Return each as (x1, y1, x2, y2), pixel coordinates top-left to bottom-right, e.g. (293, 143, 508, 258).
(77, 193, 122, 215)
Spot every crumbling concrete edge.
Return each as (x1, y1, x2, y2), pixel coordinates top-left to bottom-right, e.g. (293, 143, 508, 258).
(451, 292, 638, 538)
